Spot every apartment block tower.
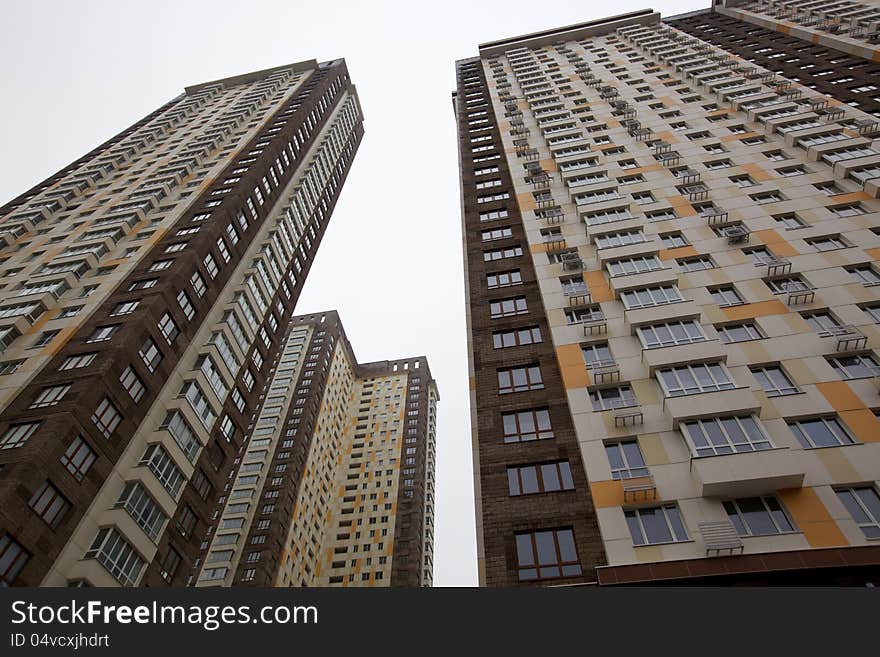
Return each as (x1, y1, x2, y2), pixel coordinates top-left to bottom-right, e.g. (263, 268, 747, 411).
(456, 8, 880, 586)
(0, 59, 364, 587)
(668, 1, 880, 121)
(196, 311, 438, 587)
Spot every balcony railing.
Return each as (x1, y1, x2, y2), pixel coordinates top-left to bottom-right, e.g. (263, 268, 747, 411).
(698, 521, 744, 557)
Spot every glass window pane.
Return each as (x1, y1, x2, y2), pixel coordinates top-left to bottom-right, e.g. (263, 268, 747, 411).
(520, 466, 539, 494)
(640, 508, 673, 544)
(556, 529, 577, 562)
(515, 534, 535, 567)
(534, 531, 557, 566)
(541, 464, 561, 491)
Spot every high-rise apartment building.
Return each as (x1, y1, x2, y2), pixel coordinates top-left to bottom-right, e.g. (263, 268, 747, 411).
(668, 1, 880, 120)
(456, 8, 880, 586)
(196, 311, 438, 587)
(0, 59, 364, 587)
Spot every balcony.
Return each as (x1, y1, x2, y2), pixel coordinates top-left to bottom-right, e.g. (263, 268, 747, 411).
(826, 325, 869, 352)
(723, 224, 750, 244)
(642, 338, 727, 373)
(786, 288, 816, 306)
(622, 474, 657, 503)
(690, 448, 805, 498)
(564, 284, 591, 306)
(755, 255, 791, 277)
(698, 521, 744, 556)
(614, 406, 644, 428)
(587, 358, 619, 384)
(560, 252, 584, 272)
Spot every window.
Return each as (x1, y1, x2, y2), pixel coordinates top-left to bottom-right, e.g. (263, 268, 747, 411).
(182, 381, 216, 428)
(637, 320, 704, 349)
(807, 236, 848, 252)
(581, 342, 613, 369)
(774, 213, 806, 230)
(139, 338, 161, 372)
(620, 285, 683, 309)
(751, 365, 798, 397)
(515, 528, 581, 580)
(801, 311, 840, 337)
(709, 286, 743, 307)
(497, 365, 543, 394)
(765, 276, 809, 294)
(730, 174, 756, 188)
(110, 301, 139, 316)
(863, 304, 880, 324)
(848, 265, 880, 285)
(493, 326, 542, 349)
(487, 270, 522, 288)
(836, 487, 880, 539)
(60, 436, 96, 481)
(660, 233, 687, 248)
(158, 313, 179, 344)
(119, 366, 146, 402)
(507, 461, 574, 496)
(658, 363, 734, 397)
(827, 353, 880, 380)
(0, 422, 40, 450)
(594, 230, 644, 249)
(86, 325, 118, 343)
(176, 505, 197, 538)
(84, 527, 144, 586)
(831, 203, 865, 217)
(115, 482, 166, 541)
(159, 549, 182, 584)
(605, 440, 648, 480)
(682, 416, 771, 457)
(29, 384, 71, 408)
(788, 417, 856, 448)
(91, 398, 121, 438)
(483, 246, 523, 261)
(128, 279, 157, 291)
(590, 385, 636, 411)
(716, 322, 762, 343)
(502, 408, 553, 443)
(177, 291, 195, 320)
(750, 190, 784, 204)
(724, 497, 795, 537)
(625, 505, 688, 546)
(29, 481, 70, 529)
(140, 443, 184, 496)
(481, 227, 513, 242)
(607, 255, 661, 277)
(0, 534, 30, 585)
(679, 256, 714, 272)
(489, 296, 527, 318)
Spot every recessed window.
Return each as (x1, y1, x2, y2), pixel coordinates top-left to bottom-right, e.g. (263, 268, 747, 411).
(788, 416, 855, 448)
(827, 353, 880, 380)
(724, 496, 795, 536)
(751, 365, 798, 397)
(605, 440, 648, 479)
(681, 415, 771, 456)
(91, 397, 122, 438)
(515, 528, 581, 580)
(507, 461, 574, 496)
(625, 505, 688, 546)
(590, 385, 636, 411)
(29, 384, 71, 408)
(60, 436, 96, 481)
(497, 365, 543, 394)
(679, 256, 714, 272)
(502, 408, 553, 443)
(709, 286, 743, 307)
(489, 296, 527, 319)
(657, 363, 734, 397)
(28, 481, 70, 529)
(836, 487, 880, 539)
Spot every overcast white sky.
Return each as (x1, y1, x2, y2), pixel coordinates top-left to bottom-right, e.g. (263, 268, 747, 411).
(1, 0, 700, 586)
